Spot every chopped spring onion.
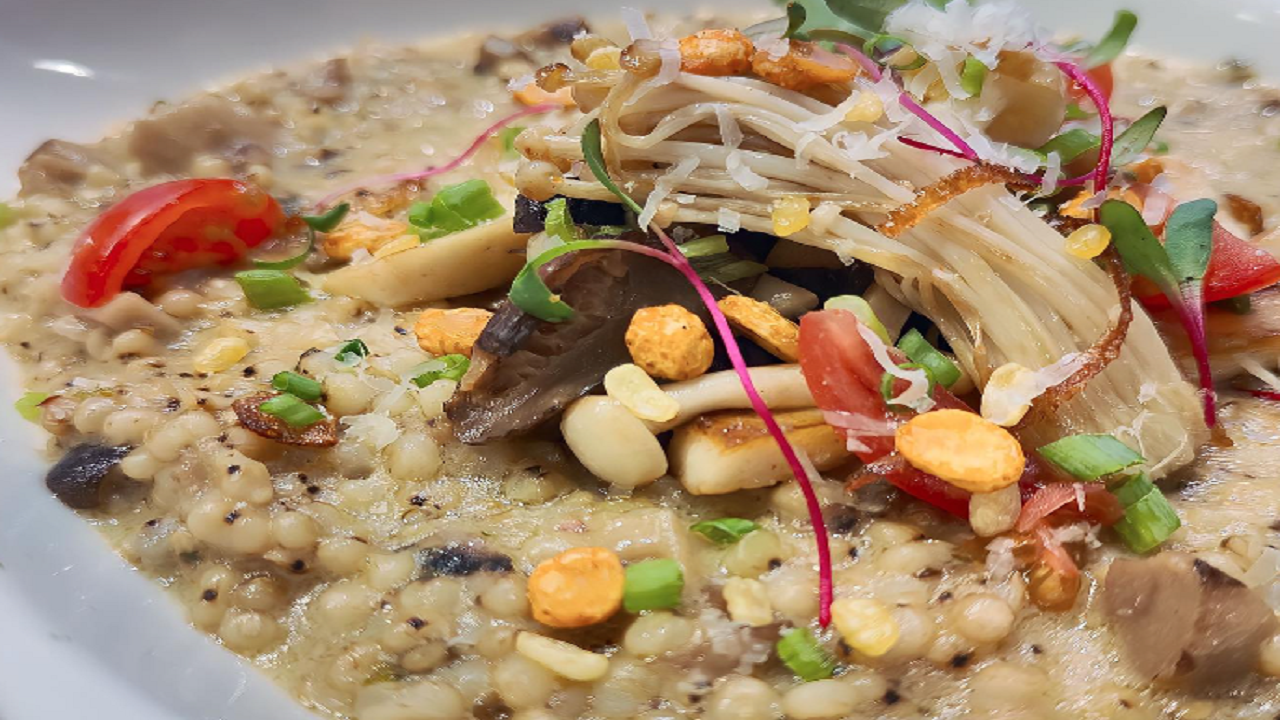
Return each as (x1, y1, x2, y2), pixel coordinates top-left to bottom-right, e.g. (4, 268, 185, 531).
(1083, 9, 1138, 69)
(896, 329, 961, 388)
(1110, 107, 1167, 168)
(252, 232, 315, 270)
(776, 628, 837, 682)
(582, 119, 643, 215)
(259, 394, 326, 428)
(234, 269, 311, 310)
(695, 256, 769, 284)
(408, 179, 505, 240)
(1037, 434, 1144, 481)
(14, 391, 49, 422)
(302, 202, 351, 233)
(880, 363, 932, 406)
(678, 235, 730, 258)
(690, 518, 759, 545)
(544, 198, 581, 243)
(959, 56, 987, 97)
(1112, 473, 1180, 553)
(498, 126, 525, 159)
(1037, 129, 1102, 164)
(334, 339, 370, 366)
(864, 34, 926, 71)
(410, 354, 471, 387)
(623, 558, 684, 612)
(0, 202, 14, 230)
(510, 240, 609, 322)
(271, 371, 323, 401)
(824, 295, 889, 343)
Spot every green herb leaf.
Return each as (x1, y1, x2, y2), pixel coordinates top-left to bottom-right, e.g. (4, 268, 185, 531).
(1037, 434, 1144, 481)
(335, 339, 370, 366)
(1083, 9, 1138, 69)
(410, 354, 471, 387)
(1164, 199, 1217, 285)
(1150, 139, 1170, 155)
(235, 269, 311, 310)
(959, 56, 987, 97)
(864, 34, 925, 71)
(826, 0, 907, 35)
(678, 235, 730, 258)
(543, 198, 581, 243)
(1099, 200, 1176, 293)
(897, 329, 961, 388)
(1037, 129, 1102, 164)
(582, 119, 643, 215)
(690, 518, 760, 545)
(14, 391, 50, 422)
(785, 1, 808, 38)
(623, 558, 684, 612)
(259, 394, 326, 428)
(1110, 107, 1167, 167)
(510, 240, 615, 322)
(271, 371, 323, 401)
(408, 179, 505, 239)
(302, 202, 351, 233)
(1064, 103, 1094, 121)
(777, 628, 837, 681)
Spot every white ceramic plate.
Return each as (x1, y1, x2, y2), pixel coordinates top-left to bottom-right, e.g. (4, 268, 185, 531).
(3, 1, 1280, 717)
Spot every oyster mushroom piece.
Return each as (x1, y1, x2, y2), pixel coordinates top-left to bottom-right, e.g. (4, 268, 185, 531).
(321, 217, 531, 307)
(45, 442, 131, 509)
(1102, 553, 1278, 688)
(446, 246, 709, 443)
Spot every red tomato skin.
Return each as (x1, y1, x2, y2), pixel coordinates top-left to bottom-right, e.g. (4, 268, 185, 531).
(1068, 63, 1115, 103)
(62, 179, 282, 308)
(1136, 223, 1280, 309)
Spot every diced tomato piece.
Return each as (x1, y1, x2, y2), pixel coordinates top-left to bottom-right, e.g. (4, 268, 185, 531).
(884, 467, 973, 518)
(1017, 482, 1124, 533)
(1068, 63, 1115, 104)
(1136, 222, 1280, 309)
(62, 179, 283, 308)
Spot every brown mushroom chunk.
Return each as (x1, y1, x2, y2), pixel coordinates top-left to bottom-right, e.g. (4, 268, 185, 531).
(446, 247, 709, 444)
(18, 139, 114, 197)
(45, 443, 131, 509)
(231, 393, 338, 447)
(299, 58, 352, 106)
(128, 97, 277, 176)
(1103, 553, 1277, 688)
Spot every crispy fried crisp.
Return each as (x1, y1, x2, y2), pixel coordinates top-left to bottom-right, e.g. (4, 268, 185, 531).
(717, 295, 799, 362)
(414, 307, 494, 358)
(624, 304, 715, 381)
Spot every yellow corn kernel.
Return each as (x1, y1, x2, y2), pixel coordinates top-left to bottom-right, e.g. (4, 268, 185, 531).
(1064, 223, 1112, 259)
(771, 196, 812, 238)
(844, 91, 884, 123)
(371, 234, 420, 259)
(722, 578, 774, 627)
(586, 46, 623, 71)
(527, 547, 624, 629)
(604, 364, 680, 423)
(895, 409, 1025, 493)
(515, 632, 611, 681)
(979, 362, 1038, 427)
(193, 337, 251, 374)
(831, 598, 899, 658)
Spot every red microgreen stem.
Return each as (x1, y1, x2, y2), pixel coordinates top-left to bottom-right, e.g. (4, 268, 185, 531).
(1249, 389, 1280, 402)
(1053, 61, 1114, 193)
(834, 43, 883, 81)
(314, 103, 560, 209)
(898, 136, 970, 159)
(896, 92, 980, 162)
(1172, 284, 1217, 427)
(650, 224, 834, 627)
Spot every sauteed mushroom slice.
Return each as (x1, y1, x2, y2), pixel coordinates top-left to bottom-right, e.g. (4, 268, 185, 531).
(45, 442, 131, 509)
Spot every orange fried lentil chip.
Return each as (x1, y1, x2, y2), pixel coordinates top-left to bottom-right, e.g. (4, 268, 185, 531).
(527, 547, 625, 628)
(415, 307, 494, 358)
(679, 28, 755, 77)
(750, 39, 860, 92)
(231, 392, 338, 448)
(717, 295, 800, 362)
(894, 409, 1025, 494)
(625, 304, 715, 381)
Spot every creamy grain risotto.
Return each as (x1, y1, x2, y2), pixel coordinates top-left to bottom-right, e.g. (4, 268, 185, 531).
(7, 1, 1280, 718)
